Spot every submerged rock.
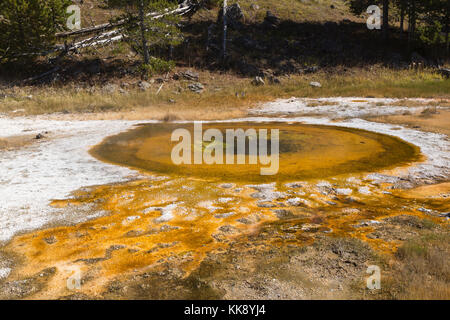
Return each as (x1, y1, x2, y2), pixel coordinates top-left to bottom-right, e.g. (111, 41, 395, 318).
(286, 197, 311, 207)
(335, 188, 353, 196)
(218, 183, 234, 189)
(257, 201, 277, 208)
(354, 220, 382, 228)
(285, 182, 303, 188)
(43, 235, 57, 244)
(214, 212, 235, 219)
(273, 209, 294, 219)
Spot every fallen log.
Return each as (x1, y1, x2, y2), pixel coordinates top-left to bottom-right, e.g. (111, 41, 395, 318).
(5, 1, 202, 62)
(55, 0, 200, 38)
(58, 0, 200, 53)
(22, 66, 61, 84)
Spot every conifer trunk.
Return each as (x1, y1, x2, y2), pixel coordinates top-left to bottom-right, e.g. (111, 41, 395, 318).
(139, 0, 150, 64)
(383, 0, 389, 41)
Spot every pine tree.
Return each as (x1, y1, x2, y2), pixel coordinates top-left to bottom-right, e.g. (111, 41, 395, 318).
(105, 0, 182, 69)
(417, 0, 449, 54)
(347, 0, 390, 40)
(0, 0, 71, 63)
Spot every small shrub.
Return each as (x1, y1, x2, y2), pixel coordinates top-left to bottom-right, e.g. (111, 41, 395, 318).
(140, 57, 175, 76)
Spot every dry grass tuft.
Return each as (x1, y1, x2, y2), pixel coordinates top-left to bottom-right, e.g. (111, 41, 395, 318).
(383, 233, 450, 300)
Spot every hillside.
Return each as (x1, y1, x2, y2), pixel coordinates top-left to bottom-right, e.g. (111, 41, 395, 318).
(0, 0, 448, 118)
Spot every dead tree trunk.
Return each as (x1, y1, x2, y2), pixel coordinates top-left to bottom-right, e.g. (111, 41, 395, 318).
(222, 0, 227, 60)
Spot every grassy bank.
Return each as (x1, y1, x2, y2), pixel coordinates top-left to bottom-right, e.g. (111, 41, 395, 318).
(0, 68, 448, 119)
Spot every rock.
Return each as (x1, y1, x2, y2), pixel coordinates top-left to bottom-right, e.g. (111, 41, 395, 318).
(43, 236, 57, 244)
(218, 225, 239, 234)
(301, 223, 321, 232)
(335, 188, 353, 196)
(218, 3, 244, 29)
(259, 69, 281, 85)
(188, 83, 204, 93)
(102, 83, 118, 94)
(355, 220, 381, 228)
(181, 70, 199, 81)
(304, 66, 319, 74)
(285, 182, 303, 188)
(0, 267, 11, 279)
(310, 81, 322, 88)
(237, 215, 260, 225)
(264, 11, 280, 28)
(251, 76, 265, 86)
(122, 215, 140, 225)
(125, 230, 143, 237)
(250, 190, 286, 201)
(138, 81, 151, 91)
(273, 209, 294, 220)
(286, 198, 310, 207)
(219, 183, 234, 189)
(35, 133, 45, 140)
(257, 201, 277, 208)
(418, 207, 432, 214)
(214, 212, 235, 219)
(86, 86, 96, 95)
(217, 197, 234, 204)
(270, 77, 281, 85)
(438, 68, 450, 79)
(358, 186, 371, 195)
(160, 225, 179, 232)
(411, 52, 426, 64)
(227, 3, 244, 22)
(421, 107, 438, 115)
